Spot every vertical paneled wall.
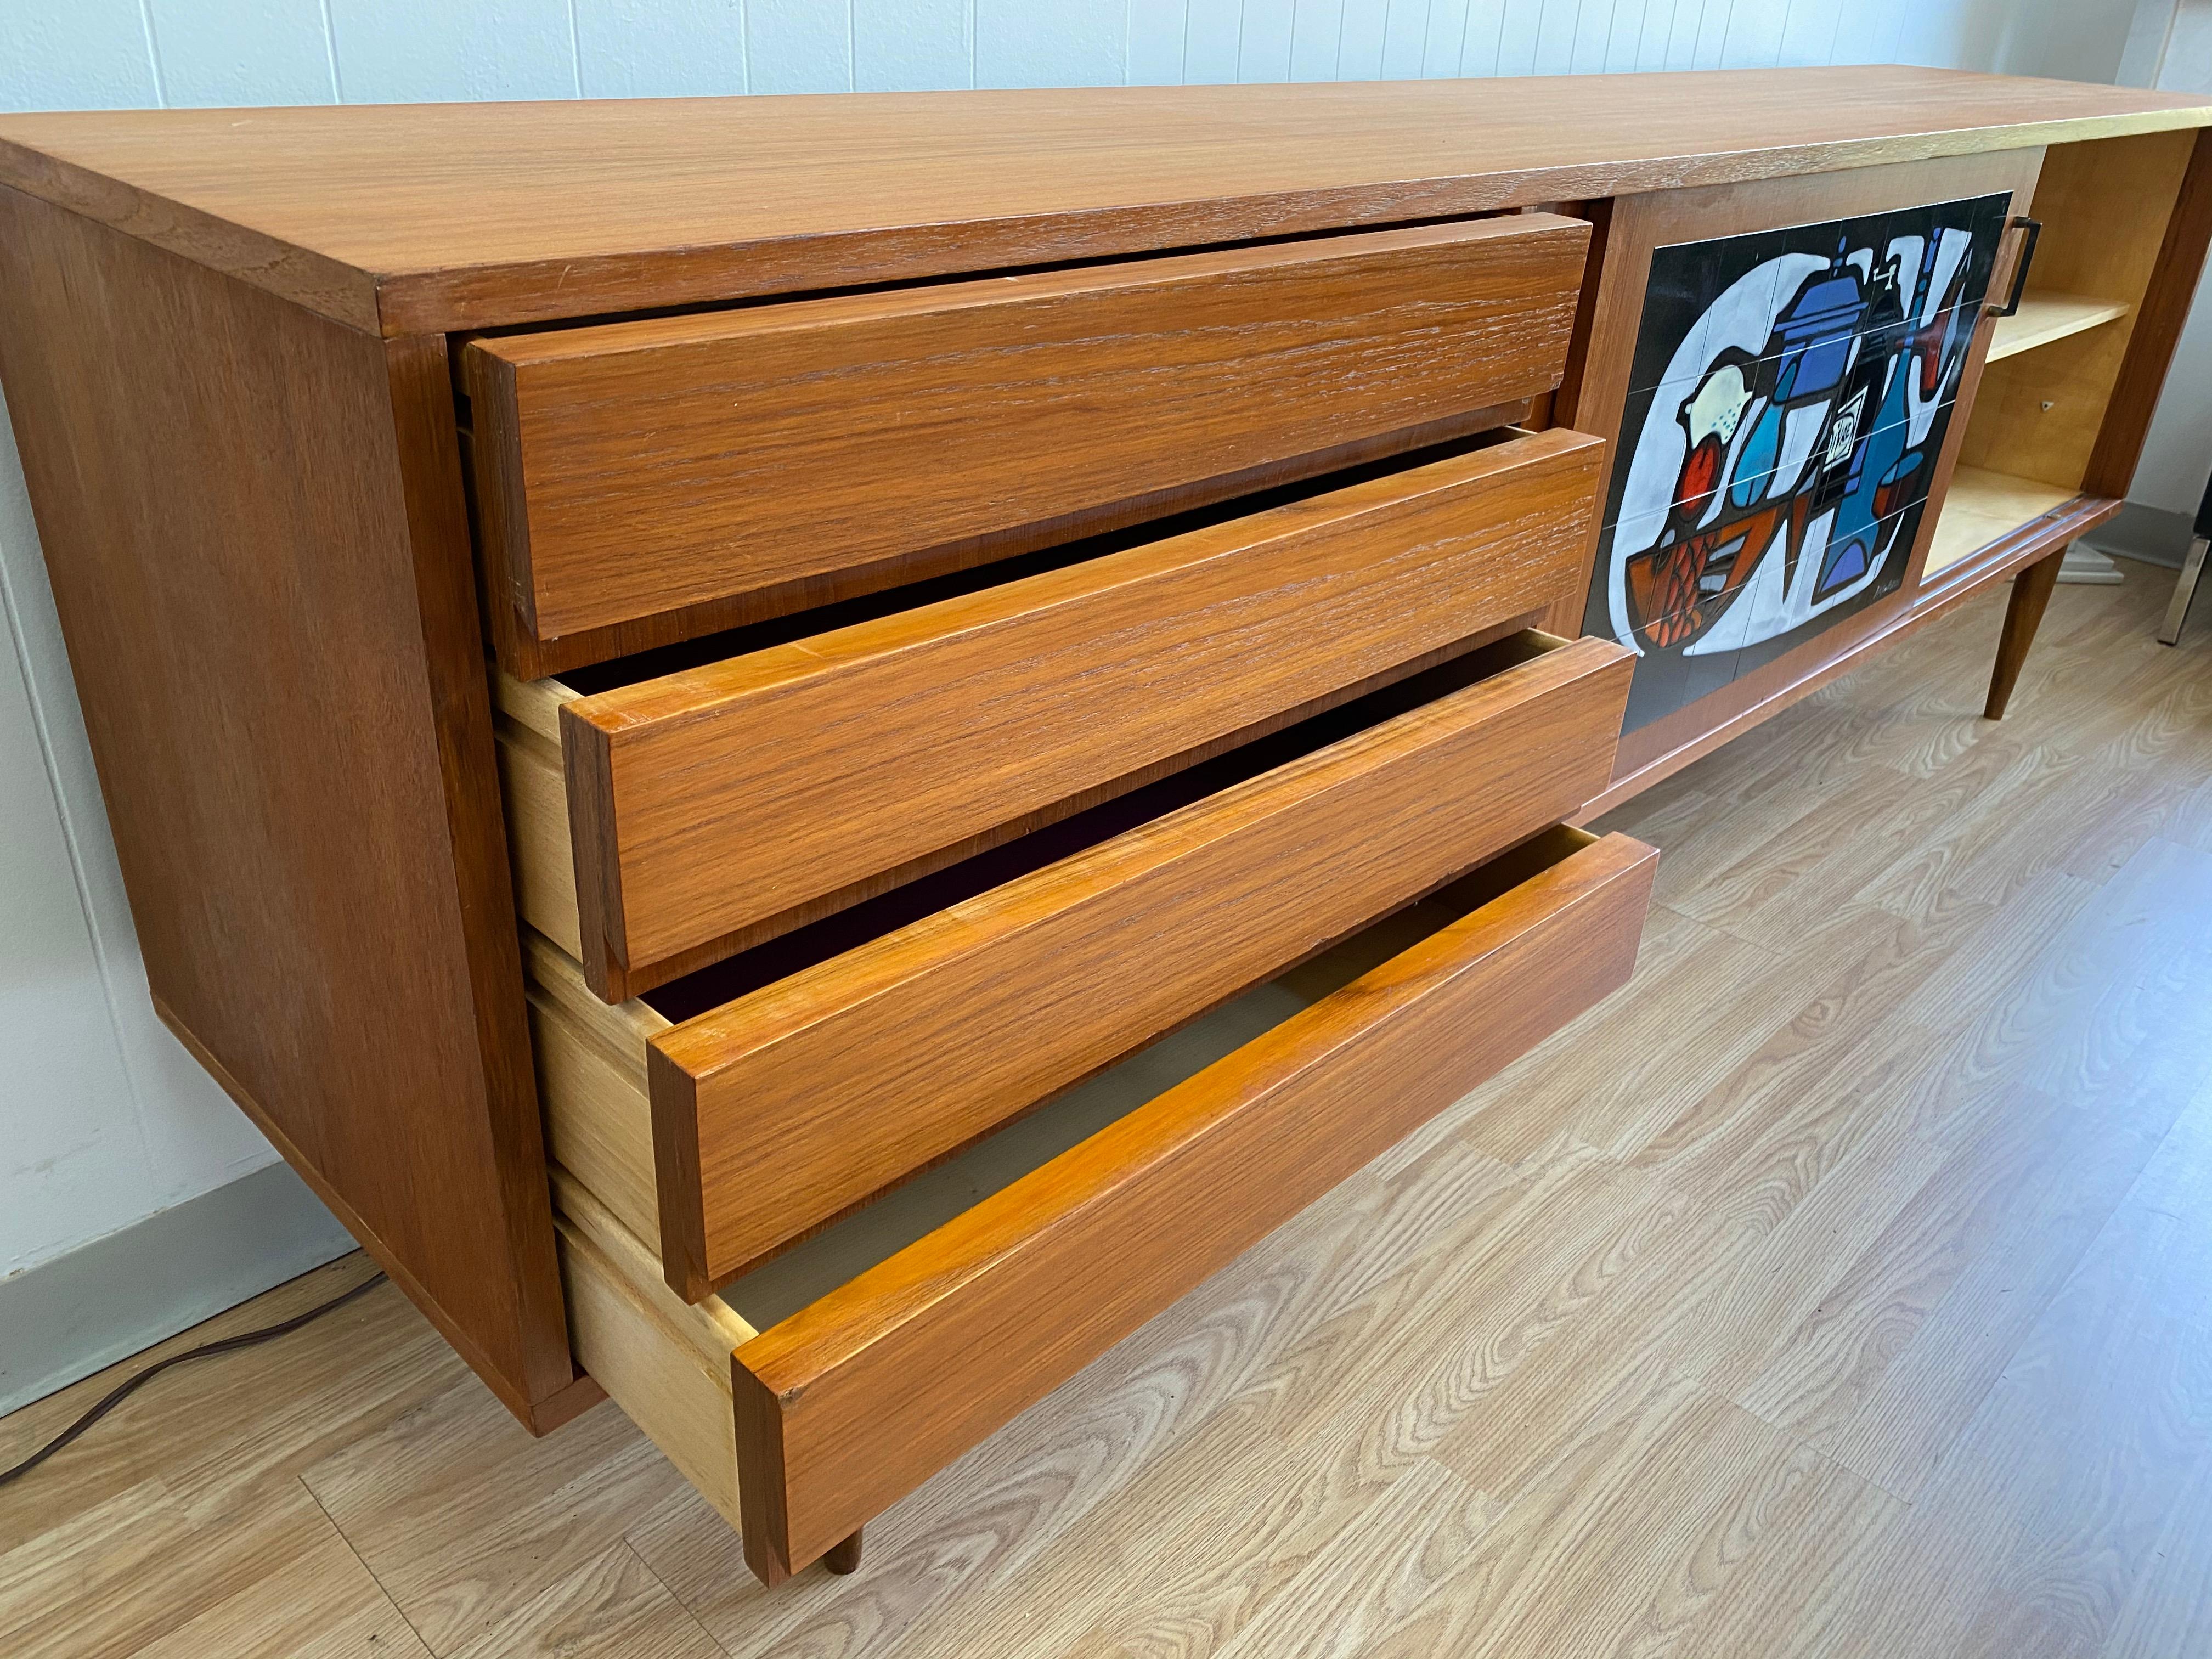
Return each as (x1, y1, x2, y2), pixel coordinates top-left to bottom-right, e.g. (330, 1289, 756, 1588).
(0, 0, 2155, 1288)
(3, 0, 2148, 108)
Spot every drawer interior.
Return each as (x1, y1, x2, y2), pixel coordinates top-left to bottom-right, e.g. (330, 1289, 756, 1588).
(528, 625, 1627, 1280)
(708, 822, 1612, 1331)
(555, 822, 1651, 1571)
(640, 626, 1576, 1025)
(494, 424, 1602, 999)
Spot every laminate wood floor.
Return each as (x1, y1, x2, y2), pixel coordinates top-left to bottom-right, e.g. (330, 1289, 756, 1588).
(7, 562, 2211, 1659)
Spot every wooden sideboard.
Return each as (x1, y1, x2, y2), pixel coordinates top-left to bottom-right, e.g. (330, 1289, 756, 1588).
(2, 67, 2207, 1587)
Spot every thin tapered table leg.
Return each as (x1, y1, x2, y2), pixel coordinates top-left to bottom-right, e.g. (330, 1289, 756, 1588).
(1985, 545, 2065, 720)
(824, 1528, 863, 1575)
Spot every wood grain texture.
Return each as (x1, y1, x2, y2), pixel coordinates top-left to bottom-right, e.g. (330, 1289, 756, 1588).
(1925, 466, 2084, 575)
(2085, 126, 2212, 499)
(730, 828, 1657, 1582)
(528, 932, 672, 1246)
(1984, 548, 2065, 720)
(15, 573, 2212, 1655)
(0, 184, 573, 1425)
(480, 400, 1537, 682)
(553, 1173, 753, 1536)
(521, 638, 1572, 1252)
(1985, 292, 2130, 363)
(465, 216, 1589, 656)
(0, 70, 2205, 334)
(555, 428, 1604, 991)
(1961, 128, 2200, 495)
(516, 610, 1543, 1000)
(655, 633, 1633, 1295)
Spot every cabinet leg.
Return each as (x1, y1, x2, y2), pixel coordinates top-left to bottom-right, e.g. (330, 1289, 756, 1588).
(1985, 546, 2064, 720)
(824, 1528, 863, 1575)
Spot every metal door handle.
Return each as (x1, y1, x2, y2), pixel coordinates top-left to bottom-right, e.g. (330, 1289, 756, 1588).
(1989, 216, 2043, 318)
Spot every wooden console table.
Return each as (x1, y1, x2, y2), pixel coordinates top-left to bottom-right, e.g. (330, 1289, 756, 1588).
(2, 66, 2205, 1585)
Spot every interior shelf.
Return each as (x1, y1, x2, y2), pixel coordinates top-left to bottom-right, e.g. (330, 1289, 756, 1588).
(1926, 466, 2080, 575)
(1986, 291, 2131, 363)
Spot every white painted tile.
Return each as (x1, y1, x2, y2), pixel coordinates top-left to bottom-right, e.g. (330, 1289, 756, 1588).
(1778, 0, 1844, 66)
(1419, 0, 1470, 75)
(1288, 0, 1346, 80)
(1183, 0, 1242, 82)
(1571, 0, 1617, 71)
(1531, 0, 1578, 72)
(1720, 0, 1787, 67)
(3, 0, 160, 110)
(855, 0, 968, 89)
(149, 0, 338, 105)
(1380, 0, 1431, 77)
(1665, 0, 1707, 67)
(1242, 0, 1298, 81)
(1496, 0, 1544, 74)
(1692, 0, 1731, 66)
(1126, 0, 1193, 84)
(1603, 0, 1648, 70)
(974, 0, 1124, 86)
(1337, 0, 1387, 77)
(326, 0, 579, 101)
(1458, 0, 1509, 74)
(748, 0, 852, 91)
(574, 0, 748, 97)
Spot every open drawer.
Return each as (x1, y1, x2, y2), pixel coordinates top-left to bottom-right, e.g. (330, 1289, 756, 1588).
(527, 629, 1633, 1299)
(554, 825, 1657, 1584)
(494, 425, 1606, 1001)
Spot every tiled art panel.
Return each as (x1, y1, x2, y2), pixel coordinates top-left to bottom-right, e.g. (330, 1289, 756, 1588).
(1584, 193, 2011, 732)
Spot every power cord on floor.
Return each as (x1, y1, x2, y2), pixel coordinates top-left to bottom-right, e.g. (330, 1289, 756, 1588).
(0, 1269, 388, 1491)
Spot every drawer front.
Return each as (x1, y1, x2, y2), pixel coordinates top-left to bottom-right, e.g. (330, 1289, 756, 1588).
(653, 631, 1632, 1295)
(557, 426, 1606, 997)
(466, 215, 1592, 669)
(727, 827, 1658, 1582)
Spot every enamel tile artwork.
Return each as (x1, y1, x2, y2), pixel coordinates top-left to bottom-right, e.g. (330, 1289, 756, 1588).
(1584, 194, 2011, 730)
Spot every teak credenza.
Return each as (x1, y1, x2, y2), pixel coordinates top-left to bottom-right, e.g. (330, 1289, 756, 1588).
(3, 67, 2208, 1586)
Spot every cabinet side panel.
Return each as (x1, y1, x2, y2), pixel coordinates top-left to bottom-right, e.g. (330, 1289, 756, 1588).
(0, 184, 573, 1422)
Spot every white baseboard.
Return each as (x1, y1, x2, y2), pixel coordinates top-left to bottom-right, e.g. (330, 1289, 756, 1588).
(0, 1162, 354, 1418)
(2081, 503, 2192, 569)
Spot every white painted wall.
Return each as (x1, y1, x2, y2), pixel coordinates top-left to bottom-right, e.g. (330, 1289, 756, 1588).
(2118, 0, 2212, 523)
(0, 0, 2159, 1288)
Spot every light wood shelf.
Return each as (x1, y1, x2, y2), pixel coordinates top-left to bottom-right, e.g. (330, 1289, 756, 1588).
(1926, 466, 2079, 575)
(1986, 291, 2131, 363)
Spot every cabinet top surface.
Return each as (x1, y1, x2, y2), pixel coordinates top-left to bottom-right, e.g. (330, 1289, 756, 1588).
(2, 66, 2205, 337)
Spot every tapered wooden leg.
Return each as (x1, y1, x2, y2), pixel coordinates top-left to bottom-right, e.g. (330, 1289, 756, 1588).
(823, 1528, 863, 1575)
(1985, 546, 2065, 720)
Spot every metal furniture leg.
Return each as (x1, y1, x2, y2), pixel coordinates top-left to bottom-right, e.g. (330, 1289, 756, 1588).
(2159, 533, 2208, 645)
(2159, 470, 2212, 646)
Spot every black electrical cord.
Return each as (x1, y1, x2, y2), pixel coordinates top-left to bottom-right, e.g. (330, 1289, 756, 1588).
(0, 1269, 387, 1490)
